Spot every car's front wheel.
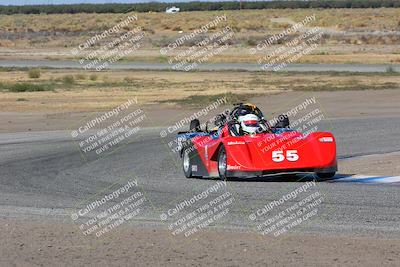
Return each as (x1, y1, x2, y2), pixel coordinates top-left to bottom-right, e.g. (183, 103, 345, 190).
(315, 172, 335, 180)
(182, 148, 193, 178)
(218, 146, 227, 180)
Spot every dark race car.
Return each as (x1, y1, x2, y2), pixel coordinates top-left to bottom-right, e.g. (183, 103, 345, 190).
(177, 103, 337, 180)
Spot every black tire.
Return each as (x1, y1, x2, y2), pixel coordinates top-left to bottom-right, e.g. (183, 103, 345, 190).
(182, 148, 193, 178)
(316, 172, 336, 180)
(190, 119, 201, 132)
(217, 146, 228, 180)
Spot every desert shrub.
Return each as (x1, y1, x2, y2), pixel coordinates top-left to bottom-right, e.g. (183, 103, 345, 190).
(62, 75, 75, 85)
(75, 73, 86, 80)
(89, 74, 98, 81)
(124, 77, 134, 83)
(246, 38, 258, 46)
(28, 68, 41, 79)
(9, 83, 48, 92)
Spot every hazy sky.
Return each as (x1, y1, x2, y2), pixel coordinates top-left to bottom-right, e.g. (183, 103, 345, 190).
(0, 0, 230, 5)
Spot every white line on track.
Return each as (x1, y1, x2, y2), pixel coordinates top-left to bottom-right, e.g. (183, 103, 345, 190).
(328, 175, 400, 184)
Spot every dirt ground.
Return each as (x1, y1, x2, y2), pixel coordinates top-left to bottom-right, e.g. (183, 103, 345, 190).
(340, 152, 400, 177)
(1, 218, 399, 267)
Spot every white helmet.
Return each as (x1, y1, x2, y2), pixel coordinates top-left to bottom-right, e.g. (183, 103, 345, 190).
(238, 114, 259, 134)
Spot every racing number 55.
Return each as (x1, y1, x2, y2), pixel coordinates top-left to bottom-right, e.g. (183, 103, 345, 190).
(272, 150, 299, 162)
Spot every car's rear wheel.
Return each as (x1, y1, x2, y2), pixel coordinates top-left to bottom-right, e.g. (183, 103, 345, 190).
(316, 172, 335, 180)
(218, 146, 227, 180)
(182, 148, 193, 178)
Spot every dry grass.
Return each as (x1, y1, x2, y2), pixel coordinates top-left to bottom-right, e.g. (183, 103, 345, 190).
(0, 9, 400, 64)
(1, 9, 399, 34)
(1, 47, 400, 64)
(0, 68, 399, 112)
(1, 8, 400, 48)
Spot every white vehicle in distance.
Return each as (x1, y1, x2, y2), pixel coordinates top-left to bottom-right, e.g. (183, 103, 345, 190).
(166, 6, 180, 13)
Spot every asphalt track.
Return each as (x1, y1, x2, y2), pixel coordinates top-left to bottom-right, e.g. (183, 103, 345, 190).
(1, 59, 400, 72)
(1, 116, 400, 238)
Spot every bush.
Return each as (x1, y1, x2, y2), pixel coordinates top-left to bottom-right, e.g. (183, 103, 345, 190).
(9, 83, 48, 92)
(246, 39, 258, 46)
(62, 75, 75, 85)
(89, 74, 98, 81)
(75, 73, 86, 80)
(124, 77, 134, 83)
(28, 68, 41, 79)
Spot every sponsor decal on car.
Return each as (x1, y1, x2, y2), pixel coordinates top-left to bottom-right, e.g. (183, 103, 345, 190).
(227, 165, 241, 170)
(228, 141, 246, 145)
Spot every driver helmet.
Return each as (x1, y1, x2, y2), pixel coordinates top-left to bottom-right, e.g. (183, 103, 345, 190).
(238, 114, 260, 134)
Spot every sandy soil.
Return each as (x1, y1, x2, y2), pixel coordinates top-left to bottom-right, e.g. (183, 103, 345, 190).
(1, 218, 399, 267)
(340, 152, 400, 177)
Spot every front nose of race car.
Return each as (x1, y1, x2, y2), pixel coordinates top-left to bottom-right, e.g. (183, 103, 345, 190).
(224, 132, 337, 173)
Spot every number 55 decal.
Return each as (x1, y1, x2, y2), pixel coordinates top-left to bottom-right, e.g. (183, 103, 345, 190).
(272, 150, 299, 162)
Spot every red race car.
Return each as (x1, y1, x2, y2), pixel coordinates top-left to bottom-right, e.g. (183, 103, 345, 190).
(177, 103, 337, 180)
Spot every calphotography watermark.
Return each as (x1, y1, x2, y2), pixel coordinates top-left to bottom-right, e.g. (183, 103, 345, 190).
(252, 14, 316, 53)
(159, 97, 229, 154)
(249, 14, 322, 71)
(249, 181, 323, 237)
(71, 98, 147, 161)
(71, 15, 145, 71)
(71, 179, 147, 238)
(257, 97, 327, 156)
(160, 181, 234, 237)
(159, 15, 235, 71)
(160, 96, 227, 138)
(161, 15, 227, 54)
(259, 28, 322, 72)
